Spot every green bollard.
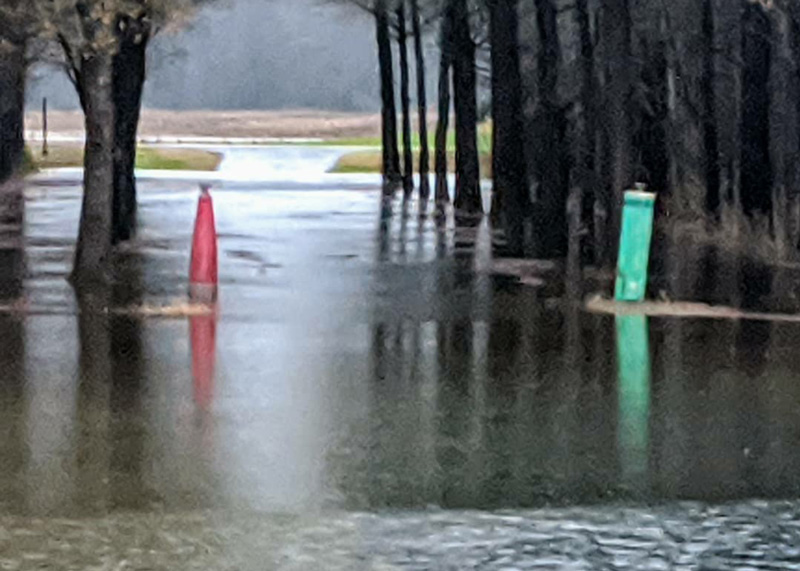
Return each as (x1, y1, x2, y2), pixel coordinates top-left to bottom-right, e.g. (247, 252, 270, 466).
(615, 185, 656, 302)
(615, 314, 651, 485)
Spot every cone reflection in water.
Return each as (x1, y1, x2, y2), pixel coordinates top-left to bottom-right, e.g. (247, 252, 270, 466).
(190, 185, 218, 303)
(190, 314, 217, 409)
(615, 314, 651, 487)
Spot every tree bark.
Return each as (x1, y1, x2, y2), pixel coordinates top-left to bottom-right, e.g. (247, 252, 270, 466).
(662, 0, 705, 219)
(575, 0, 597, 264)
(73, 52, 115, 286)
(434, 5, 453, 206)
(397, 1, 415, 199)
(489, 0, 527, 255)
(768, 3, 798, 257)
(0, 40, 26, 184)
(740, 1, 773, 217)
(112, 18, 149, 244)
(599, 0, 633, 266)
(451, 0, 483, 217)
(715, 0, 742, 217)
(701, 0, 721, 217)
(629, 2, 669, 206)
(411, 0, 431, 202)
(789, 2, 800, 250)
(376, 1, 401, 194)
(533, 0, 567, 258)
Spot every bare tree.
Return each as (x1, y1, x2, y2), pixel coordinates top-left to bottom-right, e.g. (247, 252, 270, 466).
(410, 0, 431, 202)
(376, 0, 403, 192)
(769, 2, 798, 255)
(434, 0, 453, 206)
(488, 0, 526, 254)
(40, 1, 117, 286)
(531, 0, 566, 258)
(701, 0, 720, 216)
(396, 0, 415, 198)
(571, 0, 597, 267)
(451, 0, 482, 217)
(35, 0, 119, 285)
(599, 0, 633, 265)
(740, 0, 772, 217)
(41, 2, 216, 245)
(112, 13, 150, 243)
(0, 1, 36, 183)
(113, 2, 217, 243)
(33, 0, 212, 285)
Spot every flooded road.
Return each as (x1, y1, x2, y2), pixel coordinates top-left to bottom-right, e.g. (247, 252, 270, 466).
(29, 144, 384, 190)
(5, 146, 800, 568)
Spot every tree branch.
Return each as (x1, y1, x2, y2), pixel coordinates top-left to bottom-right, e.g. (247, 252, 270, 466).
(56, 32, 84, 108)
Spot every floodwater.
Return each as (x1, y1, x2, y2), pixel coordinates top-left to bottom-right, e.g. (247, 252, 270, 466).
(4, 146, 800, 568)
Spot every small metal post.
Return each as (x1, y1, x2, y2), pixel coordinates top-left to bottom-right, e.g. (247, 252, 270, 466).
(42, 97, 49, 157)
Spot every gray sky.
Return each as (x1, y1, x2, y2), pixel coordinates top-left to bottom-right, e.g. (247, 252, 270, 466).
(28, 0, 388, 111)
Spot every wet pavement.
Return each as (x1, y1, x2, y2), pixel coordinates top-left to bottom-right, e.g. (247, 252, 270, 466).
(4, 146, 800, 568)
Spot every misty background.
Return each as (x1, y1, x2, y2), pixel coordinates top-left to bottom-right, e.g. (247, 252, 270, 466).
(27, 0, 436, 112)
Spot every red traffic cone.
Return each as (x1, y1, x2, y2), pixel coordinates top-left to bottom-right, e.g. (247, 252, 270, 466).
(189, 185, 218, 303)
(190, 314, 217, 410)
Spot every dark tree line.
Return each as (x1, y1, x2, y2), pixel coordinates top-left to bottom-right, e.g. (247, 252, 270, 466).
(360, 0, 800, 274)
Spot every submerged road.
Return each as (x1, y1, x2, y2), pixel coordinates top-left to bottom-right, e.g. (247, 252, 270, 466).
(4, 146, 800, 568)
(30, 144, 384, 190)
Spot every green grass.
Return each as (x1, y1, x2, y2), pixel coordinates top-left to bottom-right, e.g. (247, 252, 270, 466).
(478, 121, 493, 155)
(21, 146, 37, 175)
(329, 122, 493, 175)
(26, 144, 222, 172)
(331, 151, 384, 173)
(28, 144, 84, 170)
(23, 120, 493, 176)
(320, 122, 493, 153)
(329, 148, 492, 176)
(313, 133, 444, 149)
(136, 147, 222, 171)
(314, 136, 382, 147)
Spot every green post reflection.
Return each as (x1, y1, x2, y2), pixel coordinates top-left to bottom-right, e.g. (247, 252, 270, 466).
(615, 315, 651, 488)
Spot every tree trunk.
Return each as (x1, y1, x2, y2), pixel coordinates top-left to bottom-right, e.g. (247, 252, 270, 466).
(701, 0, 721, 217)
(740, 1, 773, 217)
(397, 1, 415, 199)
(662, 0, 706, 220)
(411, 0, 431, 202)
(73, 53, 115, 287)
(451, 0, 483, 217)
(0, 40, 26, 184)
(112, 19, 149, 244)
(789, 2, 800, 251)
(489, 0, 527, 255)
(376, 1, 401, 194)
(715, 0, 742, 224)
(768, 3, 798, 257)
(632, 17, 669, 200)
(599, 0, 633, 266)
(575, 0, 597, 264)
(434, 5, 453, 206)
(533, 0, 567, 258)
